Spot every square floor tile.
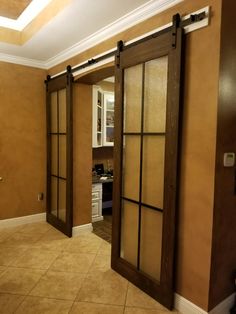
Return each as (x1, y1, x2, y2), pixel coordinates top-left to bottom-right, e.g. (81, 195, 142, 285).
(89, 254, 111, 273)
(0, 245, 27, 266)
(124, 307, 177, 313)
(33, 237, 69, 252)
(0, 266, 7, 276)
(11, 248, 59, 270)
(15, 296, 73, 314)
(0, 293, 25, 314)
(19, 222, 53, 234)
(70, 301, 124, 314)
(77, 269, 128, 306)
(42, 228, 68, 240)
(50, 252, 96, 273)
(2, 233, 43, 247)
(0, 232, 12, 243)
(63, 233, 102, 254)
(97, 240, 111, 256)
(0, 267, 45, 295)
(30, 271, 85, 301)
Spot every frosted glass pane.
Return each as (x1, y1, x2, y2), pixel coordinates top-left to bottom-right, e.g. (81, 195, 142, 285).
(59, 135, 66, 178)
(58, 179, 66, 222)
(50, 92, 57, 133)
(58, 89, 66, 133)
(140, 207, 163, 281)
(124, 64, 142, 132)
(123, 135, 140, 201)
(142, 136, 165, 209)
(144, 57, 168, 133)
(120, 200, 138, 266)
(51, 135, 58, 176)
(51, 176, 57, 217)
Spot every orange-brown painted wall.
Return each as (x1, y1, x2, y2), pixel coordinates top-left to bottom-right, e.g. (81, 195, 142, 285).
(176, 0, 221, 310)
(73, 83, 92, 226)
(0, 62, 46, 219)
(209, 0, 236, 310)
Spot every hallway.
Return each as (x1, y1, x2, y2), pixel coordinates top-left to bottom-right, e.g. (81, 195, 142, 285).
(0, 221, 180, 313)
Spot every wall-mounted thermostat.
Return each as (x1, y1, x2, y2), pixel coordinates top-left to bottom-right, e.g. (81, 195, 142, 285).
(223, 152, 235, 167)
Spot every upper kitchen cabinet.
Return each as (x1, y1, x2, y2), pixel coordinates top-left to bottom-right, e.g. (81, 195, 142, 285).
(92, 86, 114, 147)
(92, 86, 103, 148)
(103, 91, 114, 146)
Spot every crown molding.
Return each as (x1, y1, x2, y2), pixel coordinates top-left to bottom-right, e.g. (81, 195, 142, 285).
(0, 52, 47, 69)
(0, 0, 183, 69)
(45, 0, 183, 68)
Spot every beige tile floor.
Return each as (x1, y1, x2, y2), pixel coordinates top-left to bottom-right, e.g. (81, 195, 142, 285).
(0, 221, 180, 314)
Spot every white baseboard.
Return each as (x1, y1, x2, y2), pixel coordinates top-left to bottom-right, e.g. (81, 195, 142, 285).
(209, 293, 235, 314)
(72, 223, 93, 237)
(174, 294, 208, 314)
(92, 216, 104, 223)
(174, 292, 235, 314)
(0, 212, 46, 229)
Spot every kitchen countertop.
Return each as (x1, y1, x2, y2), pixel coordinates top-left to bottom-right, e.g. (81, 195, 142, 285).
(92, 175, 113, 184)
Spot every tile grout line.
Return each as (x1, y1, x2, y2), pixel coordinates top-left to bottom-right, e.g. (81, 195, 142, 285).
(123, 280, 130, 314)
(13, 294, 28, 313)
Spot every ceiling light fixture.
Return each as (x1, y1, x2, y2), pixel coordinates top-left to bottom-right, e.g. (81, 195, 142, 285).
(0, 0, 53, 31)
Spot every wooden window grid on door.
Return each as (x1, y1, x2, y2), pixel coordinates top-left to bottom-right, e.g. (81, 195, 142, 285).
(45, 68, 73, 237)
(112, 20, 183, 309)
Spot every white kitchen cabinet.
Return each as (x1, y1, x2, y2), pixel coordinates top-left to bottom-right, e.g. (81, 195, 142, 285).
(103, 92, 114, 146)
(92, 183, 103, 222)
(92, 86, 103, 148)
(92, 86, 114, 147)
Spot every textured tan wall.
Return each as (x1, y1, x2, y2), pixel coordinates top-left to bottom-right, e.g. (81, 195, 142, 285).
(209, 0, 236, 309)
(176, 0, 221, 310)
(73, 83, 92, 226)
(50, 0, 221, 310)
(0, 62, 46, 219)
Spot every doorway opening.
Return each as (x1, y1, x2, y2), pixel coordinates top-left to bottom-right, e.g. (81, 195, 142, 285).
(92, 77, 114, 243)
(75, 66, 115, 244)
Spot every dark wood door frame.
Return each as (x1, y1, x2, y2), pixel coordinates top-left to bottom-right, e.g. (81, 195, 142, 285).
(111, 17, 183, 309)
(45, 66, 73, 237)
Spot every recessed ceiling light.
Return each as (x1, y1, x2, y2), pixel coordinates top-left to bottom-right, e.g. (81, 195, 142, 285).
(0, 0, 53, 31)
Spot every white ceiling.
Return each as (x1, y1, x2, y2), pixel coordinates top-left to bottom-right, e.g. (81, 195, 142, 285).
(0, 0, 182, 68)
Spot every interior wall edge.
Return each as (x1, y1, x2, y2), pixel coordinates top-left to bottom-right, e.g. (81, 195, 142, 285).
(208, 0, 236, 309)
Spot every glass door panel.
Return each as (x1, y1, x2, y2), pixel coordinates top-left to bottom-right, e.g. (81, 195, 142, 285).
(50, 92, 57, 133)
(51, 176, 57, 217)
(140, 207, 163, 281)
(143, 57, 168, 133)
(58, 179, 66, 222)
(59, 135, 67, 178)
(51, 135, 58, 176)
(120, 200, 139, 267)
(142, 136, 165, 209)
(58, 89, 67, 133)
(123, 64, 142, 133)
(122, 135, 140, 201)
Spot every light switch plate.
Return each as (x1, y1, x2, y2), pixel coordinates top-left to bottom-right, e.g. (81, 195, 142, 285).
(223, 152, 235, 167)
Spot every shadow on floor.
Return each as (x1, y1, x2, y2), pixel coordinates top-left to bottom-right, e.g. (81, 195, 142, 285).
(92, 215, 112, 243)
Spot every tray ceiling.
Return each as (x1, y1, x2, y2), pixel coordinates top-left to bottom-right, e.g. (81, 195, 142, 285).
(0, 0, 32, 19)
(0, 0, 183, 69)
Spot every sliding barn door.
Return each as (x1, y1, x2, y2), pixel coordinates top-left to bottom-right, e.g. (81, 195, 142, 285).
(112, 25, 183, 309)
(45, 69, 73, 237)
